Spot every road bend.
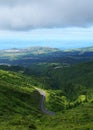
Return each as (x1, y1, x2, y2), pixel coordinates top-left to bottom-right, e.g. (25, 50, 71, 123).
(35, 88, 55, 116)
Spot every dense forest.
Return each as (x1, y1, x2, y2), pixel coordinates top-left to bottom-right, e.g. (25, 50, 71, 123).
(0, 47, 93, 129)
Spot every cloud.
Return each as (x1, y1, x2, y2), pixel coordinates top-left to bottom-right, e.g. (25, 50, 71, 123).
(0, 0, 93, 30)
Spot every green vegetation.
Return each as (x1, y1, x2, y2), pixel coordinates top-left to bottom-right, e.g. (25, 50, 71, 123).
(0, 59, 93, 129)
(39, 102, 93, 130)
(25, 61, 93, 100)
(0, 69, 42, 130)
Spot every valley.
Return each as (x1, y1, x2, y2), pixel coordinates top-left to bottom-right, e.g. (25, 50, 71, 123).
(0, 46, 93, 130)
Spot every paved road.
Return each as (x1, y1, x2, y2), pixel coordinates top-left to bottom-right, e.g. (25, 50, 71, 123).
(35, 88, 55, 116)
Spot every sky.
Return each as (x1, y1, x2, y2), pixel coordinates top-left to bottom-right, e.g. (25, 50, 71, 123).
(0, 0, 93, 49)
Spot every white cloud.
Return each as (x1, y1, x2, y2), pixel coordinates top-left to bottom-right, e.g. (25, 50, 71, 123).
(0, 0, 93, 30)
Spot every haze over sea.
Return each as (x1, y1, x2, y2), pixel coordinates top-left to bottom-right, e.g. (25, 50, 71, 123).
(0, 39, 93, 50)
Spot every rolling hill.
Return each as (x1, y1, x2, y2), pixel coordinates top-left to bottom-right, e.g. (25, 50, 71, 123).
(0, 46, 93, 66)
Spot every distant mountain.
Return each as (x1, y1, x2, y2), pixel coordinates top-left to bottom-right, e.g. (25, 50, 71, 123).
(0, 46, 59, 56)
(0, 47, 59, 59)
(0, 46, 93, 66)
(66, 46, 93, 52)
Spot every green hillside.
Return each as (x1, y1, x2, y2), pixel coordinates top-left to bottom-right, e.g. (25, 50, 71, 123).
(0, 61, 93, 130)
(22, 61, 93, 103)
(40, 102, 93, 130)
(0, 69, 42, 130)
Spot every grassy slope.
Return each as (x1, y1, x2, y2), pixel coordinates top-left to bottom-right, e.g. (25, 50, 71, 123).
(40, 102, 93, 130)
(0, 70, 42, 130)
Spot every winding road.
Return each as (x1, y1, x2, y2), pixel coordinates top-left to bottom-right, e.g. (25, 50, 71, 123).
(35, 88, 55, 116)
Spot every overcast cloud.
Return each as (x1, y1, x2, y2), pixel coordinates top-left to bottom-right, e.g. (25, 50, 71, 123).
(0, 0, 93, 30)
